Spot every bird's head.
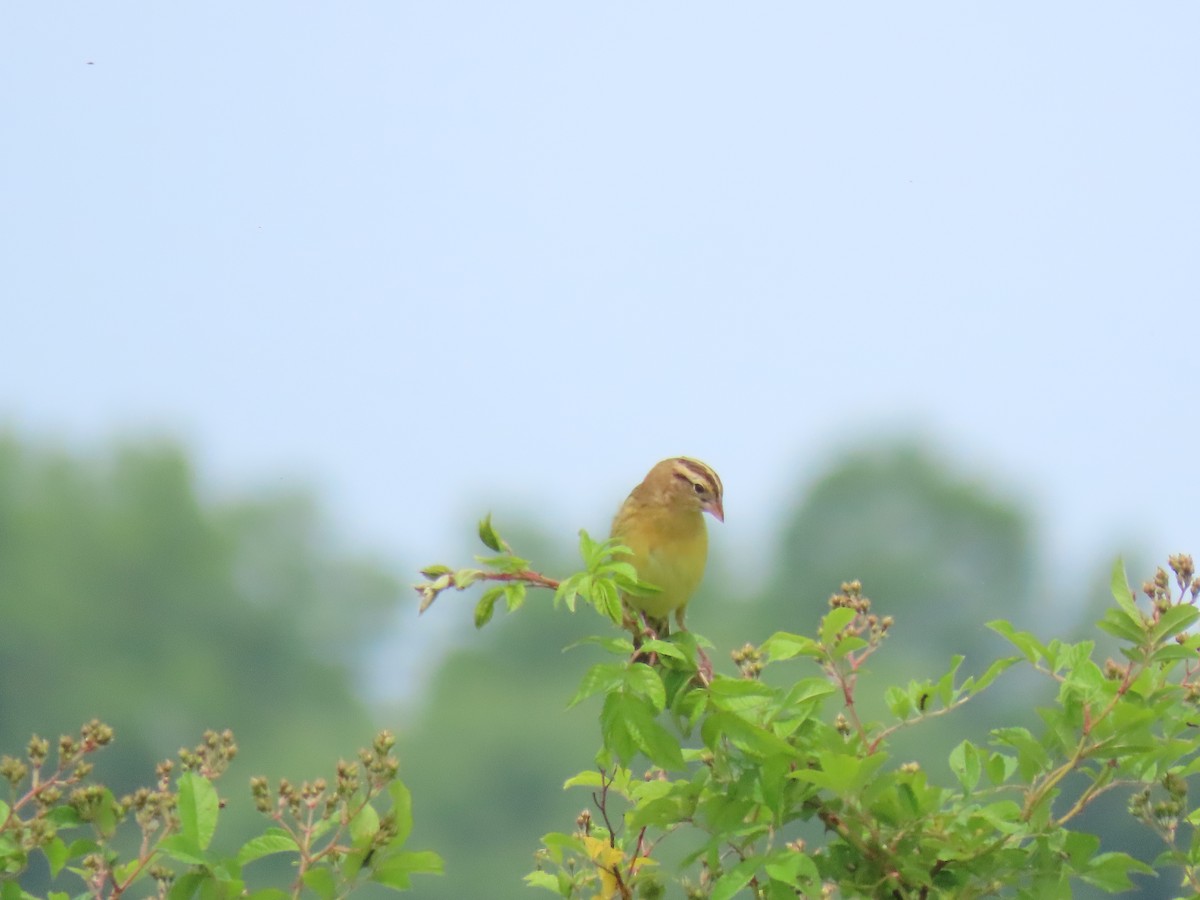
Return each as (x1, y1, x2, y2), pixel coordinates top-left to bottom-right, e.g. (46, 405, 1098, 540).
(648, 456, 724, 522)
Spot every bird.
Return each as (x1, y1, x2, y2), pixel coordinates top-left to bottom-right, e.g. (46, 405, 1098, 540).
(610, 457, 724, 636)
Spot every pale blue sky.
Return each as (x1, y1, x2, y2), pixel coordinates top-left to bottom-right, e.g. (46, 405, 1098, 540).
(3, 4, 1199, 634)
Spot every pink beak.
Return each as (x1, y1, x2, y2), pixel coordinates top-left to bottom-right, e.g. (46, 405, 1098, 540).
(706, 498, 724, 523)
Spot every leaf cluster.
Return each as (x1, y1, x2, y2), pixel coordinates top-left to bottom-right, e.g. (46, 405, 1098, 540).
(0, 725, 440, 900)
(423, 524, 1200, 899)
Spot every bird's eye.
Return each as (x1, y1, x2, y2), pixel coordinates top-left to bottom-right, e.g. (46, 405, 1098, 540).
(693, 482, 705, 495)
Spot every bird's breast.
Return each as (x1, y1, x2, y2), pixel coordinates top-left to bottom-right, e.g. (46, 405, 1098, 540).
(617, 507, 708, 617)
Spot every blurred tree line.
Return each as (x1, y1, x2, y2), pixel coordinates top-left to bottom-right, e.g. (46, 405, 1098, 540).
(0, 432, 396, 855)
(0, 430, 1166, 897)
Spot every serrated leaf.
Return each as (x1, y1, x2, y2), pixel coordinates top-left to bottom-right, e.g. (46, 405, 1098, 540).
(235, 831, 298, 865)
(594, 580, 623, 624)
(555, 574, 584, 612)
(568, 663, 626, 708)
(704, 711, 802, 761)
(623, 663, 666, 712)
(711, 857, 760, 900)
(948, 740, 981, 793)
(372, 851, 443, 889)
(1110, 557, 1142, 618)
(1096, 607, 1145, 643)
(563, 770, 605, 790)
(350, 803, 380, 847)
(244, 890, 291, 900)
(478, 514, 502, 551)
(43, 836, 69, 877)
(820, 607, 857, 645)
(167, 871, 206, 900)
(577, 528, 600, 564)
(301, 867, 337, 900)
(504, 582, 527, 612)
(1080, 851, 1154, 891)
(523, 870, 560, 892)
(986, 752, 1017, 785)
(1152, 603, 1200, 642)
(563, 634, 634, 655)
(885, 685, 913, 719)
(964, 655, 1021, 696)
(601, 693, 684, 770)
(158, 835, 210, 866)
(177, 772, 220, 851)
(389, 780, 414, 848)
(637, 638, 686, 660)
(707, 677, 777, 713)
(987, 619, 1046, 663)
(474, 586, 503, 628)
(761, 631, 820, 660)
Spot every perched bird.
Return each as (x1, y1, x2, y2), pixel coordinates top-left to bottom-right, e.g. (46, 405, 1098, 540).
(610, 457, 724, 635)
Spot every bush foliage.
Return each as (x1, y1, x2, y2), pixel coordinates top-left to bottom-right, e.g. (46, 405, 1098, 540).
(417, 522, 1200, 899)
(0, 727, 441, 899)
(8, 512, 1200, 899)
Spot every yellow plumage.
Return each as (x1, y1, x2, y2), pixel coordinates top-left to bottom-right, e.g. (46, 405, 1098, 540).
(610, 457, 724, 634)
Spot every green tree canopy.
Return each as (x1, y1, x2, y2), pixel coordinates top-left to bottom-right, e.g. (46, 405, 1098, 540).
(0, 432, 394, 808)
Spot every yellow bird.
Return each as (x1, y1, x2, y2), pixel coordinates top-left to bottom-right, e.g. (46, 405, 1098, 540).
(610, 457, 724, 635)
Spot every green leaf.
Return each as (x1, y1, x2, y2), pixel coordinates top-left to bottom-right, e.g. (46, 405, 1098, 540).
(885, 685, 913, 719)
(986, 620, 1046, 663)
(568, 663, 626, 708)
(554, 573, 584, 612)
(350, 803, 381, 847)
(43, 836, 69, 877)
(986, 752, 1017, 785)
(637, 638, 687, 660)
(1063, 831, 1101, 867)
(1080, 851, 1155, 891)
(948, 740, 981, 793)
(474, 586, 503, 628)
(244, 890, 291, 900)
(177, 772, 220, 850)
(478, 514, 502, 551)
(301, 867, 337, 900)
(168, 871, 207, 900)
(389, 780, 414, 848)
(563, 634, 634, 655)
(594, 580, 624, 623)
(158, 834, 210, 866)
(820, 607, 857, 645)
(962, 655, 1020, 696)
(623, 663, 666, 712)
(504, 582, 526, 612)
(1096, 607, 1145, 643)
(1151, 603, 1200, 642)
(991, 727, 1049, 779)
(704, 711, 802, 761)
(523, 870, 561, 893)
(1110, 557, 1141, 619)
(763, 850, 820, 888)
(761, 631, 820, 661)
(710, 857, 760, 900)
(707, 677, 778, 713)
(791, 751, 887, 793)
(235, 830, 299, 865)
(601, 693, 684, 770)
(372, 851, 444, 890)
(562, 770, 605, 790)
